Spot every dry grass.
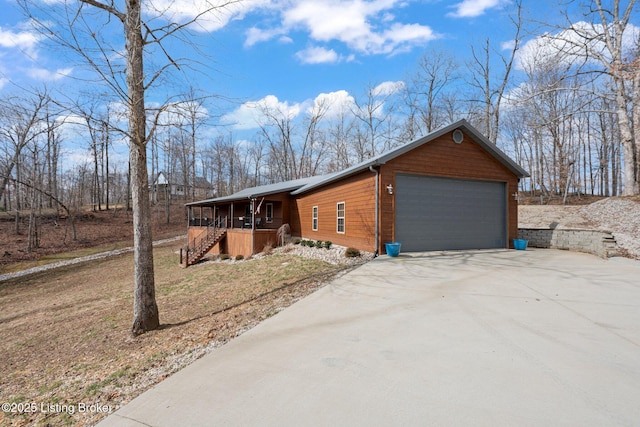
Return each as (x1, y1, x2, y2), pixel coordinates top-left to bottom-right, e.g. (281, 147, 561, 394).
(0, 241, 347, 426)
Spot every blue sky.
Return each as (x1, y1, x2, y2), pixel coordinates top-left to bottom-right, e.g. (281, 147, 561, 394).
(1, 1, 535, 105)
(1, 0, 638, 166)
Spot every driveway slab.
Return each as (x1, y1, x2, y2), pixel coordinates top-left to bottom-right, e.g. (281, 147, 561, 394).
(98, 249, 640, 426)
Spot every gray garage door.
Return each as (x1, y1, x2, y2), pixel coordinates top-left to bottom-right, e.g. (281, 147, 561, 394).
(395, 174, 507, 252)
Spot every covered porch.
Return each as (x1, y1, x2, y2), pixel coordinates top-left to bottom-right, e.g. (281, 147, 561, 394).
(183, 196, 288, 265)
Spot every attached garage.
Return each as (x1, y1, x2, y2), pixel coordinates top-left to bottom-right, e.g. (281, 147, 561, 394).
(395, 174, 507, 251)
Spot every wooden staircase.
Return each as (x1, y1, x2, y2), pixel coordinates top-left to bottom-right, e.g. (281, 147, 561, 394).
(183, 227, 227, 266)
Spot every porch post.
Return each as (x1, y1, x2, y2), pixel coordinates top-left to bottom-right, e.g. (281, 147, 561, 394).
(251, 198, 255, 255)
(230, 203, 234, 229)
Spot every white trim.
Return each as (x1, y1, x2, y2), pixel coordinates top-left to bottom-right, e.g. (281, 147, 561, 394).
(312, 206, 318, 231)
(336, 201, 345, 234)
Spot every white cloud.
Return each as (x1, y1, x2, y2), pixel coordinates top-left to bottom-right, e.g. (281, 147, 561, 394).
(26, 67, 73, 81)
(448, 0, 506, 18)
(296, 46, 340, 64)
(221, 95, 302, 130)
(0, 25, 41, 57)
(372, 80, 405, 96)
(146, 0, 271, 33)
(245, 26, 285, 47)
(501, 39, 516, 51)
(515, 22, 640, 72)
(247, 0, 438, 57)
(308, 90, 356, 119)
(0, 77, 8, 89)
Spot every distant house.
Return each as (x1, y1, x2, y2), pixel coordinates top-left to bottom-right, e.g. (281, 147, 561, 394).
(150, 172, 213, 203)
(183, 120, 529, 265)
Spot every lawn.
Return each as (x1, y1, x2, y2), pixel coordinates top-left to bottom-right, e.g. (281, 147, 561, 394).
(0, 242, 349, 426)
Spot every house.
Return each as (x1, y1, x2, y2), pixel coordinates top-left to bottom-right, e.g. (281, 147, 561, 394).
(183, 120, 529, 265)
(150, 172, 213, 203)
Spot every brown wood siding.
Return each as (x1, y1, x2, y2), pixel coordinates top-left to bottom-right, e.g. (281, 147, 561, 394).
(188, 228, 277, 258)
(379, 131, 519, 251)
(292, 171, 377, 251)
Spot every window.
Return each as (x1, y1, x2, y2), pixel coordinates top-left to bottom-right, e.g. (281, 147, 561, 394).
(266, 203, 273, 223)
(312, 206, 318, 231)
(337, 202, 345, 233)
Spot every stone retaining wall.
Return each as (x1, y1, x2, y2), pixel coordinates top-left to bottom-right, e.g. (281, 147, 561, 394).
(517, 228, 618, 258)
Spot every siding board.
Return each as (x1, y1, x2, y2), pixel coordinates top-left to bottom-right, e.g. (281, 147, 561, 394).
(379, 132, 519, 252)
(292, 171, 377, 251)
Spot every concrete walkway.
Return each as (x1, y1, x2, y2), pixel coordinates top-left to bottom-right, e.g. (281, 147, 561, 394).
(98, 249, 640, 427)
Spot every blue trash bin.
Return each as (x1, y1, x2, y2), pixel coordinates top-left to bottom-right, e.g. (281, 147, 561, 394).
(513, 239, 528, 250)
(385, 242, 401, 257)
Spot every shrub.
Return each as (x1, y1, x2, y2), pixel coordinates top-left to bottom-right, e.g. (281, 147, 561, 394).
(324, 241, 332, 249)
(235, 254, 244, 261)
(220, 253, 230, 261)
(345, 247, 360, 258)
(315, 240, 323, 249)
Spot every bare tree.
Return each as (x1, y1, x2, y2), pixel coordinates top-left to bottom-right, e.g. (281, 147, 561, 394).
(549, 0, 639, 194)
(351, 82, 401, 158)
(466, 0, 523, 143)
(259, 103, 298, 181)
(404, 49, 460, 136)
(326, 107, 356, 172)
(20, 0, 238, 335)
(0, 88, 55, 208)
(299, 99, 330, 177)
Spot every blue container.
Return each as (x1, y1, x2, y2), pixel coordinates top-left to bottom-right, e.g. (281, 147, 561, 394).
(385, 242, 401, 257)
(513, 239, 528, 250)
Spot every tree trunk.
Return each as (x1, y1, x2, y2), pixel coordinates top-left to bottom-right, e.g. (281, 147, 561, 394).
(614, 79, 639, 195)
(126, 0, 159, 335)
(632, 67, 640, 193)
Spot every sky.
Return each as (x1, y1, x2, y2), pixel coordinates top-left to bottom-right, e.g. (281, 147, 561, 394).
(0, 0, 638, 166)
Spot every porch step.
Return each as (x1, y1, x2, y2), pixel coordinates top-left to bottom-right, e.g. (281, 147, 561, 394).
(185, 229, 227, 266)
(603, 235, 620, 258)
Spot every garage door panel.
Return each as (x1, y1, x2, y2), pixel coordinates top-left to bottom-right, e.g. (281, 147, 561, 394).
(395, 175, 506, 252)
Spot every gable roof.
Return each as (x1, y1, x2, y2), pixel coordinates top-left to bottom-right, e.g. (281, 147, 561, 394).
(153, 171, 212, 188)
(291, 119, 529, 195)
(186, 120, 528, 207)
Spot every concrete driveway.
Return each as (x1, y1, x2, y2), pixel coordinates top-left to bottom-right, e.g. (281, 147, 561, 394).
(98, 249, 640, 427)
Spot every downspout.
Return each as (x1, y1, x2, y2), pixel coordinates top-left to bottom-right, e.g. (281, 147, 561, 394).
(369, 165, 379, 257)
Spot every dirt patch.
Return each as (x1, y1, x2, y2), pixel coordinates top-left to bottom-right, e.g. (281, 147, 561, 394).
(0, 242, 363, 426)
(0, 203, 186, 274)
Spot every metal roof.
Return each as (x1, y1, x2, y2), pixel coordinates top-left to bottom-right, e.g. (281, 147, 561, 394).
(185, 174, 334, 206)
(291, 119, 529, 195)
(186, 120, 529, 206)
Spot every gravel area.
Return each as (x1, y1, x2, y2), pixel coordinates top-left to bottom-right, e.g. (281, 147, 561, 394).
(582, 198, 640, 259)
(274, 243, 376, 265)
(519, 197, 640, 259)
(0, 236, 185, 282)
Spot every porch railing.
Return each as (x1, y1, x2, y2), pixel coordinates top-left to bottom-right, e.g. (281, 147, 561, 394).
(181, 223, 227, 266)
(231, 217, 284, 229)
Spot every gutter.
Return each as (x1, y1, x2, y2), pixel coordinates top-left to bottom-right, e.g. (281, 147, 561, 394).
(369, 165, 380, 257)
